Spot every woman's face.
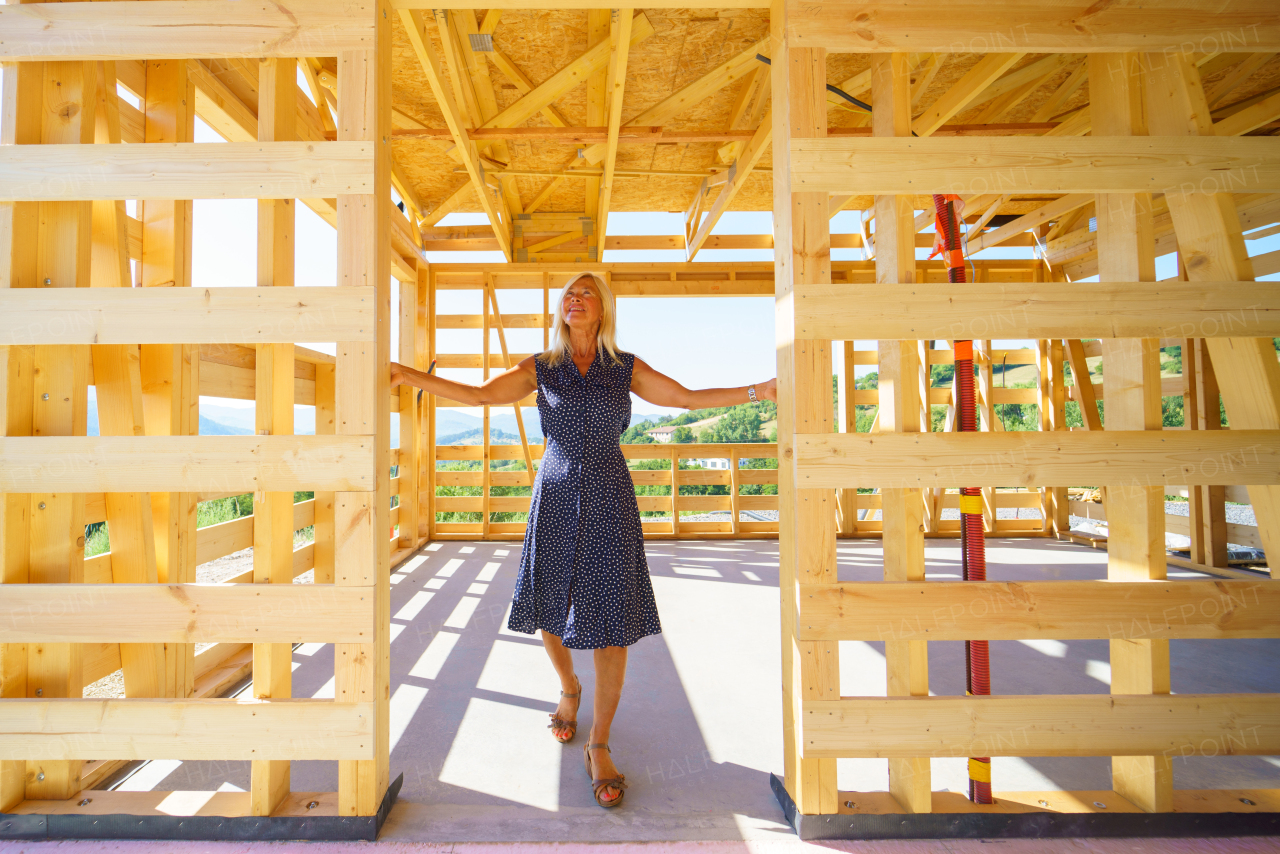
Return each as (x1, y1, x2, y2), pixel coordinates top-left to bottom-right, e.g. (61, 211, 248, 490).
(561, 277, 603, 331)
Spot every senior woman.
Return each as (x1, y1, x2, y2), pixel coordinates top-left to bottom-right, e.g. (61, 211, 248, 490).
(391, 272, 776, 809)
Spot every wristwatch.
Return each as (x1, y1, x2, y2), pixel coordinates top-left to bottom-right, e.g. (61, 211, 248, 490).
(748, 384, 757, 402)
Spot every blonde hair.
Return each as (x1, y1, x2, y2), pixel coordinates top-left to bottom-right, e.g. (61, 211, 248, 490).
(540, 272, 623, 367)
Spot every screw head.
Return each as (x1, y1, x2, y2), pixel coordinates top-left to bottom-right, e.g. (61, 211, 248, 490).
(1093, 802, 1107, 809)
(1241, 798, 1256, 806)
(34, 688, 42, 696)
(36, 771, 45, 781)
(79, 798, 92, 806)
(44, 278, 51, 286)
(844, 800, 855, 809)
(1038, 799, 1049, 807)
(38, 502, 46, 510)
(307, 800, 319, 810)
(42, 393, 49, 400)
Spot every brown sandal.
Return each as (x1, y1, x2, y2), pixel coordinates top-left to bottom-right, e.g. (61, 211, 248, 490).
(548, 676, 581, 744)
(583, 743, 627, 808)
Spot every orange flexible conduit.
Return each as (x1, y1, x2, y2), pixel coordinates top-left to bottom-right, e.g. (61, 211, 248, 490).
(931, 194, 993, 804)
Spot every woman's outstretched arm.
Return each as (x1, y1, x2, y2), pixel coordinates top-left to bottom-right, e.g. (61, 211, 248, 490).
(391, 357, 537, 406)
(630, 357, 776, 409)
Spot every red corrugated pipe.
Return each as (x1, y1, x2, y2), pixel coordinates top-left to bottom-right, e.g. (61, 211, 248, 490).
(931, 194, 992, 804)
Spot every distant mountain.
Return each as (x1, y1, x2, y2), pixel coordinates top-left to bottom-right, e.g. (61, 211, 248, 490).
(433, 410, 663, 442)
(438, 427, 522, 445)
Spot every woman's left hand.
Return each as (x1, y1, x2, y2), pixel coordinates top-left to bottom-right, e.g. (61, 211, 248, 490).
(757, 378, 777, 402)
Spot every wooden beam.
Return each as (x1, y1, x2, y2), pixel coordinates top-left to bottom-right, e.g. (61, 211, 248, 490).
(392, 0, 765, 6)
(481, 13, 655, 134)
(796, 580, 1279, 641)
(796, 431, 1280, 489)
(0, 287, 376, 345)
(770, 0, 839, 815)
(791, 280, 1280, 342)
(687, 115, 772, 260)
(802, 694, 1280, 759)
(789, 137, 1280, 195)
(785, 0, 1280, 53)
(1064, 339, 1103, 430)
(872, 50, 931, 817)
(0, 585, 375, 644)
(0, 699, 375, 761)
(399, 8, 512, 261)
(335, 15, 392, 816)
(0, 436, 374, 493)
(582, 37, 767, 166)
(964, 194, 1091, 254)
(912, 53, 1024, 137)
(1214, 88, 1280, 137)
(0, 1, 374, 61)
(0, 142, 372, 201)
(596, 9, 634, 244)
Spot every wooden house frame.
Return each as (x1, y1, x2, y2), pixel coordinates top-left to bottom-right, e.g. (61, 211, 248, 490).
(1, 0, 1279, 840)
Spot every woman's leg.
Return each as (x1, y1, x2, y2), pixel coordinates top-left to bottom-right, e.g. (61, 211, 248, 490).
(541, 630, 579, 740)
(587, 645, 628, 802)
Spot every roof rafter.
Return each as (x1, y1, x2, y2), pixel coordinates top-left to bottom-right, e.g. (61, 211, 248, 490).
(596, 9, 634, 244)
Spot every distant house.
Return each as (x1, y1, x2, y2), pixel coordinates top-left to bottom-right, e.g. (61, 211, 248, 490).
(646, 425, 681, 443)
(690, 458, 731, 470)
(645, 414, 725, 443)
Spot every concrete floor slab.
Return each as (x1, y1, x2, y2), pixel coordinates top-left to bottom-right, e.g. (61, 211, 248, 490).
(90, 538, 1280, 845)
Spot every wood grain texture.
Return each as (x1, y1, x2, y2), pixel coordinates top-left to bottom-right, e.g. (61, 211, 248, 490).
(0, 435, 373, 493)
(0, 1, 374, 61)
(789, 137, 1280, 195)
(0, 584, 375, 643)
(0, 286, 375, 345)
(0, 699, 375, 761)
(784, 0, 1280, 52)
(803, 694, 1280, 759)
(0, 142, 372, 201)
(797, 580, 1280, 641)
(797, 431, 1280, 489)
(792, 281, 1280, 341)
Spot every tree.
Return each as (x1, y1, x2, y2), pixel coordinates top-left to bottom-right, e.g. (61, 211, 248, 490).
(671, 425, 694, 443)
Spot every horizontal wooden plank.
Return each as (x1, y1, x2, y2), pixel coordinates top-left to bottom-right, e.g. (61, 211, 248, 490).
(785, 0, 1280, 53)
(797, 580, 1279, 642)
(676, 496, 733, 511)
(0, 0, 373, 61)
(795, 281, 1279, 341)
(0, 584, 374, 643)
(797, 431, 1280, 489)
(790, 137, 1280, 195)
(0, 699, 374, 761)
(0, 436, 373, 493)
(0, 142, 371, 201)
(395, 0, 766, 7)
(803, 694, 1280, 759)
(1, 286, 374, 345)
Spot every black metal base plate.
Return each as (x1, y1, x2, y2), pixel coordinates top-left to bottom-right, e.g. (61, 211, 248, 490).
(770, 774, 1280, 840)
(1, 772, 402, 842)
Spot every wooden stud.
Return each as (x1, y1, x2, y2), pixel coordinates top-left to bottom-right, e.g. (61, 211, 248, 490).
(770, 1, 838, 812)
(335, 8, 392, 813)
(870, 51, 930, 815)
(398, 276, 421, 550)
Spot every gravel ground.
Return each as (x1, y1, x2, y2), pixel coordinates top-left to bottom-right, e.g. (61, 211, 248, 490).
(1073, 500, 1261, 554)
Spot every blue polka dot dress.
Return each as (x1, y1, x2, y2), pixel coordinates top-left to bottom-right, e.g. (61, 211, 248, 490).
(507, 349, 662, 649)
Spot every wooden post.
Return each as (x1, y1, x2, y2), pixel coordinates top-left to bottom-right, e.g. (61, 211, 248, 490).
(1049, 338, 1069, 533)
(481, 274, 492, 538)
(336, 0, 392, 815)
(22, 57, 97, 802)
(871, 52, 930, 815)
(314, 361, 336, 584)
(771, 0, 839, 813)
(836, 341, 858, 535)
(976, 338, 996, 533)
(139, 58, 197, 701)
(415, 261, 429, 544)
(1090, 52, 1172, 814)
(1190, 339, 1228, 567)
(669, 444, 678, 536)
(425, 267, 437, 541)
(730, 447, 741, 537)
(250, 56, 297, 817)
(0, 56, 40, 813)
(398, 273, 420, 551)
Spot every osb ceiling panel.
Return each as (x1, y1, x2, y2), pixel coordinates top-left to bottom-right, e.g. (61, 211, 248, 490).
(390, 13, 1280, 220)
